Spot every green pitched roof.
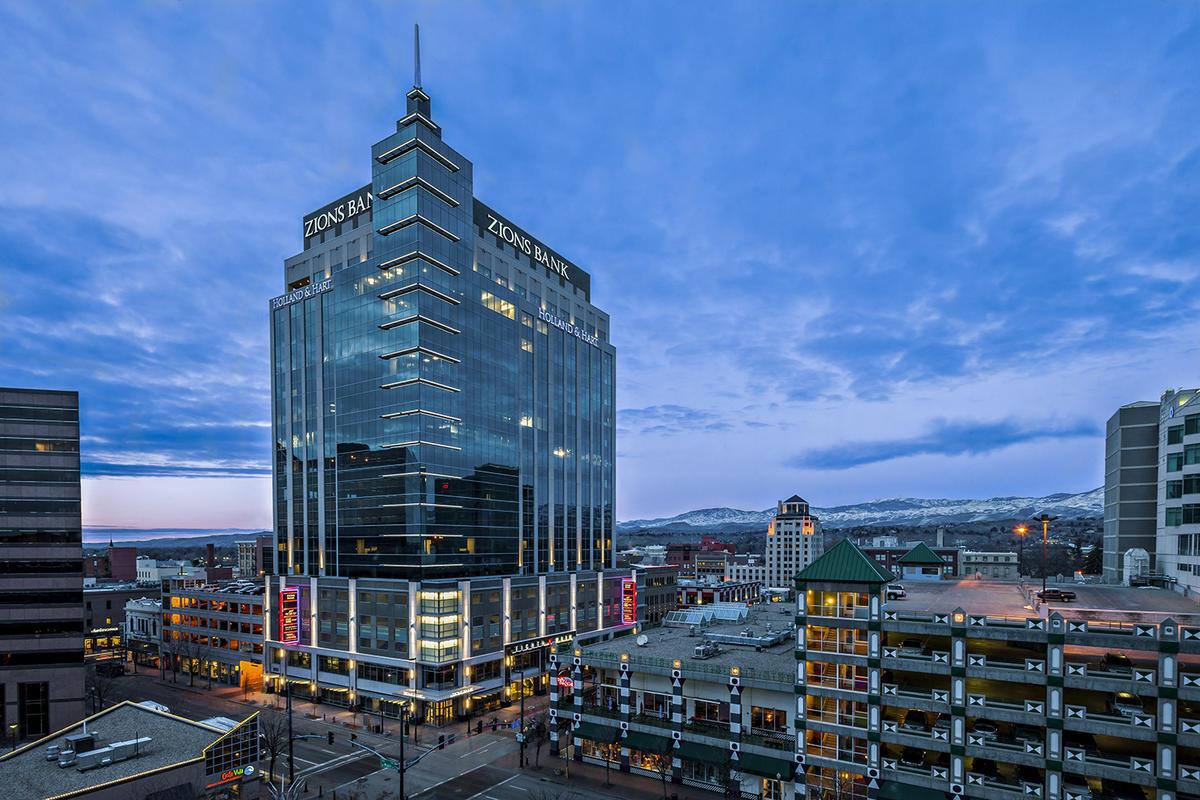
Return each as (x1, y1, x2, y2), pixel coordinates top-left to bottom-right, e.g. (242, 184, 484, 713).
(795, 538, 895, 584)
(897, 542, 946, 566)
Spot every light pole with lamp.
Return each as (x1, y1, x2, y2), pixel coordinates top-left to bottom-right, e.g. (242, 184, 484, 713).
(1013, 524, 1028, 579)
(8, 722, 17, 752)
(514, 666, 527, 768)
(1034, 514, 1059, 593)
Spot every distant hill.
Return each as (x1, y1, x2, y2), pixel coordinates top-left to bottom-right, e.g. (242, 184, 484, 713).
(617, 488, 1103, 532)
(83, 528, 269, 548)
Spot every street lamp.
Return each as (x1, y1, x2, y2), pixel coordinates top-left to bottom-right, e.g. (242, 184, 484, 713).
(8, 723, 17, 752)
(513, 666, 527, 768)
(1013, 525, 1028, 579)
(1033, 514, 1059, 593)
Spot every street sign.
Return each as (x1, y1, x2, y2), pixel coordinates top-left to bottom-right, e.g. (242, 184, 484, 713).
(380, 757, 399, 771)
(510, 720, 519, 730)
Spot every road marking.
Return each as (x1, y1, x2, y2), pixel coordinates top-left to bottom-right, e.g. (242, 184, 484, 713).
(411, 763, 488, 798)
(333, 767, 386, 792)
(465, 773, 518, 800)
(467, 740, 497, 756)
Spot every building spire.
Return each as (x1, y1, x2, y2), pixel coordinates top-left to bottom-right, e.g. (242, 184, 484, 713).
(413, 23, 422, 89)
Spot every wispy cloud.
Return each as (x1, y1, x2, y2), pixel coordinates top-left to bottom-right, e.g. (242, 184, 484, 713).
(789, 418, 1101, 470)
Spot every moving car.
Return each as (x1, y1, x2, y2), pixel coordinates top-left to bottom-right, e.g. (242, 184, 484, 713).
(1036, 588, 1077, 602)
(1107, 691, 1142, 718)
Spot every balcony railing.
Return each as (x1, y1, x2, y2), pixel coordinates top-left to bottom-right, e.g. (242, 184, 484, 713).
(581, 703, 623, 721)
(743, 727, 795, 750)
(686, 718, 730, 737)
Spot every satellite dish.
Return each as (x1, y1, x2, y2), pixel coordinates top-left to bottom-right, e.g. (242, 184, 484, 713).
(636, 634, 649, 647)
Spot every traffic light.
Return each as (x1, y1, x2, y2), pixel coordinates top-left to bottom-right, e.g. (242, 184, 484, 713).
(328, 731, 334, 745)
(351, 733, 357, 742)
(438, 734, 445, 750)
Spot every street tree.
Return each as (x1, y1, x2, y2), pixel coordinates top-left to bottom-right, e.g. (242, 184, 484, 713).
(258, 707, 289, 786)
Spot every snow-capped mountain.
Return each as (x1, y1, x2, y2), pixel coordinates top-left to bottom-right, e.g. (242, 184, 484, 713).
(617, 487, 1103, 531)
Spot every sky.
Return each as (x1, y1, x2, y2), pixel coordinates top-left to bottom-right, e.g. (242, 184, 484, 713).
(2, 2, 1198, 528)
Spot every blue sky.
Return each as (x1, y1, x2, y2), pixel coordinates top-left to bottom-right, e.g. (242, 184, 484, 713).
(2, 2, 1198, 528)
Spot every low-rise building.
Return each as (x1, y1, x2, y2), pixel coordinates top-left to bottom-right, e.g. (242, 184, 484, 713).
(123, 596, 162, 668)
(84, 584, 158, 664)
(678, 579, 760, 606)
(556, 537, 1200, 800)
(859, 539, 962, 579)
(135, 557, 204, 584)
(0, 701, 260, 800)
(962, 550, 1020, 580)
(161, 580, 265, 689)
(261, 567, 670, 727)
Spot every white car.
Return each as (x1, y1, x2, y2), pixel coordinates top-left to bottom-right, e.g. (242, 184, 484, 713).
(137, 700, 171, 714)
(886, 584, 907, 600)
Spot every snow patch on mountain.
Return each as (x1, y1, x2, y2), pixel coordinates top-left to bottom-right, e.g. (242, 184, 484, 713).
(618, 487, 1103, 531)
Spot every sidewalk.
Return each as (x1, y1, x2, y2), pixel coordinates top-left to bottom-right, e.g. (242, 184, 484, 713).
(499, 749, 702, 800)
(131, 671, 551, 750)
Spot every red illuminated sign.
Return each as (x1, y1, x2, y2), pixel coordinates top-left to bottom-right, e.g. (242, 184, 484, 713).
(621, 578, 637, 624)
(556, 675, 574, 689)
(279, 587, 300, 645)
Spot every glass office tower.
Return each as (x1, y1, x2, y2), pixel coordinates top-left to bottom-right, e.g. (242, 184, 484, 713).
(270, 81, 616, 582)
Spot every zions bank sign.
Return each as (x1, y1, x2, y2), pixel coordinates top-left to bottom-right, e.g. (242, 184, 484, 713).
(473, 201, 591, 297)
(303, 184, 373, 246)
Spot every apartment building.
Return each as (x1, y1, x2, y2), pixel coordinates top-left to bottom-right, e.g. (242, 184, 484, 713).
(161, 580, 265, 689)
(559, 538, 1200, 800)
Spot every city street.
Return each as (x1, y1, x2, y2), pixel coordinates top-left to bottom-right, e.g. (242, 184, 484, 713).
(106, 672, 670, 799)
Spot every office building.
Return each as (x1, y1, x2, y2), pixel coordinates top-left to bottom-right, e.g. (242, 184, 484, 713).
(726, 495, 824, 590)
(261, 31, 630, 724)
(162, 580, 265, 689)
(0, 702, 260, 800)
(1158, 389, 1200, 597)
(236, 535, 272, 577)
(82, 540, 137, 583)
(0, 387, 85, 740)
(1106, 401, 1161, 584)
(269, 43, 614, 583)
(559, 538, 1200, 800)
(961, 550, 1019, 580)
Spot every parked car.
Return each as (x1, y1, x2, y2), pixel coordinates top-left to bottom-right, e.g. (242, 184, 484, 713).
(1095, 652, 1133, 675)
(1107, 691, 1142, 718)
(902, 709, 929, 732)
(137, 700, 170, 713)
(970, 719, 999, 740)
(898, 638, 926, 657)
(1018, 765, 1043, 786)
(970, 758, 999, 779)
(901, 747, 925, 767)
(1063, 776, 1093, 800)
(1013, 724, 1041, 744)
(932, 713, 951, 732)
(1036, 588, 1077, 602)
(887, 584, 907, 600)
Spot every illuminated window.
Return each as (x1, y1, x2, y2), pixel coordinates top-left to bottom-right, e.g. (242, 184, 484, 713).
(481, 291, 515, 320)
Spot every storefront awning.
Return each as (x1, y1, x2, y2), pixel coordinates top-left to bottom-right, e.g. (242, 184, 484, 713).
(623, 730, 673, 755)
(677, 740, 729, 764)
(733, 751, 796, 780)
(573, 721, 619, 744)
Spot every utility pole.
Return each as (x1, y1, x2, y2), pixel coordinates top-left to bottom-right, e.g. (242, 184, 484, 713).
(285, 669, 294, 785)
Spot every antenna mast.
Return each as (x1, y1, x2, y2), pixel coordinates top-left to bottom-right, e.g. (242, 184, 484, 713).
(414, 23, 422, 88)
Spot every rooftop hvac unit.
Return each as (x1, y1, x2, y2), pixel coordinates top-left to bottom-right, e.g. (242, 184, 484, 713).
(693, 641, 720, 660)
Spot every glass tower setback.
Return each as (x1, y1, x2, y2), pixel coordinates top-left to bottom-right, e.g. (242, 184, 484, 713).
(271, 81, 616, 581)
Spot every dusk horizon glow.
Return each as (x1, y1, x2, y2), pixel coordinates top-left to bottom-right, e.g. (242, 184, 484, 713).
(3, 2, 1198, 529)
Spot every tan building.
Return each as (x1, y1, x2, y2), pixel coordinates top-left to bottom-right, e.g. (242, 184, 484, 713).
(962, 549, 1019, 579)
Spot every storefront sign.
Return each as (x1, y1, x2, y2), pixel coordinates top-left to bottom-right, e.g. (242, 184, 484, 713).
(473, 200, 591, 296)
(303, 184, 372, 240)
(279, 588, 300, 645)
(505, 631, 575, 656)
(206, 764, 256, 788)
(537, 308, 601, 348)
(556, 675, 574, 689)
(621, 578, 637, 625)
(270, 277, 333, 311)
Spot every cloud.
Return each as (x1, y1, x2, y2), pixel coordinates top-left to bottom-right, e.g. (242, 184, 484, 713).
(789, 418, 1101, 470)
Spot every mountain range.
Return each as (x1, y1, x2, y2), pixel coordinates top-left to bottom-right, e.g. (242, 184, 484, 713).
(617, 487, 1104, 532)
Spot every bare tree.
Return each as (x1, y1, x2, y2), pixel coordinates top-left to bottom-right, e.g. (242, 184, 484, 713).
(648, 751, 672, 799)
(85, 664, 114, 713)
(532, 714, 548, 768)
(258, 707, 289, 787)
(176, 639, 201, 688)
